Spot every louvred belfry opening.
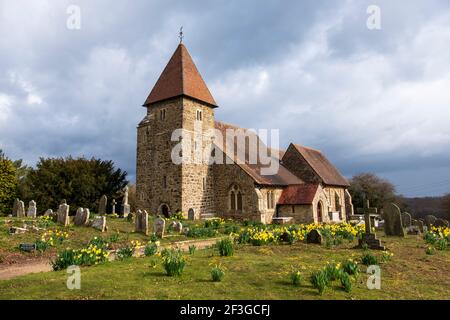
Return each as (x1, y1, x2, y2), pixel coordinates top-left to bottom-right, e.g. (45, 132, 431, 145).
(143, 44, 218, 108)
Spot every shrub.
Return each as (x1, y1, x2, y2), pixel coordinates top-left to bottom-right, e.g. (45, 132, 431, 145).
(341, 259, 360, 276)
(217, 238, 234, 257)
(171, 211, 184, 220)
(204, 218, 225, 229)
(361, 252, 378, 266)
(144, 243, 158, 256)
(211, 265, 225, 282)
(188, 245, 196, 255)
(290, 270, 303, 286)
(224, 225, 240, 235)
(339, 272, 352, 293)
(310, 270, 329, 295)
(187, 227, 219, 238)
(161, 248, 186, 276)
(116, 246, 134, 260)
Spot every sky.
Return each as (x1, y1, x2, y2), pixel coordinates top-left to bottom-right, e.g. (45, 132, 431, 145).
(1, 0, 450, 197)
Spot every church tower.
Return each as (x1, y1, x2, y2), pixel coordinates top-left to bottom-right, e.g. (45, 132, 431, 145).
(136, 43, 218, 219)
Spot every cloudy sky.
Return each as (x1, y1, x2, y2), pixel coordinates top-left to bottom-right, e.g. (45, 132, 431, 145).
(1, 0, 450, 197)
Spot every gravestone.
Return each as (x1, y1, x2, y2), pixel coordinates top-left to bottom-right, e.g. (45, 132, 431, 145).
(74, 208, 90, 226)
(127, 212, 134, 222)
(10, 227, 27, 234)
(424, 215, 437, 228)
(44, 209, 53, 216)
(12, 198, 20, 216)
(57, 203, 70, 227)
(154, 216, 166, 238)
(17, 200, 25, 218)
(92, 216, 107, 232)
(111, 199, 117, 215)
(414, 219, 424, 233)
(383, 203, 405, 237)
(401, 212, 412, 228)
(121, 186, 130, 218)
(356, 200, 385, 250)
(27, 200, 37, 218)
(170, 221, 183, 233)
(135, 210, 149, 235)
(19, 243, 36, 252)
(306, 229, 322, 244)
(98, 195, 107, 216)
(434, 218, 449, 228)
(188, 208, 195, 221)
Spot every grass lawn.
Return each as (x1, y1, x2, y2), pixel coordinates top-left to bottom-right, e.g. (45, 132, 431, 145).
(0, 234, 449, 300)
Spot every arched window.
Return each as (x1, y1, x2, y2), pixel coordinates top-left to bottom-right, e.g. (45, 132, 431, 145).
(237, 192, 243, 211)
(229, 185, 242, 212)
(230, 191, 236, 210)
(266, 190, 274, 209)
(335, 192, 342, 220)
(317, 201, 323, 223)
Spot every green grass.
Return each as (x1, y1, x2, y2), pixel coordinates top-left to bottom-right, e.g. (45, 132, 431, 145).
(0, 235, 449, 300)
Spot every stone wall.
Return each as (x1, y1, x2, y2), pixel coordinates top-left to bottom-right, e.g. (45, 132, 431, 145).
(278, 204, 314, 223)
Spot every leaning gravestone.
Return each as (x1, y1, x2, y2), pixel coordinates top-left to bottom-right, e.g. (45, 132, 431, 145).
(401, 212, 412, 228)
(424, 215, 437, 228)
(173, 221, 183, 233)
(383, 203, 405, 237)
(57, 203, 70, 227)
(27, 200, 37, 218)
(74, 208, 90, 226)
(98, 195, 107, 216)
(154, 216, 166, 238)
(414, 219, 424, 233)
(306, 229, 322, 244)
(12, 198, 20, 216)
(92, 216, 107, 232)
(44, 209, 53, 216)
(135, 210, 149, 235)
(17, 201, 26, 218)
(434, 218, 449, 228)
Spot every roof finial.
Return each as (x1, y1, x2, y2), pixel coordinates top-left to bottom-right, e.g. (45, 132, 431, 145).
(179, 26, 184, 44)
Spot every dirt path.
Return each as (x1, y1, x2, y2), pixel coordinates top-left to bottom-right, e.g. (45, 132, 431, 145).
(0, 237, 224, 281)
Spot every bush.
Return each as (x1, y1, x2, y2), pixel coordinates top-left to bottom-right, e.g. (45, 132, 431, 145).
(0, 157, 17, 215)
(161, 248, 186, 276)
(339, 272, 352, 293)
(117, 246, 134, 260)
(187, 227, 219, 238)
(217, 238, 234, 257)
(361, 252, 378, 266)
(290, 270, 303, 286)
(188, 245, 196, 255)
(171, 211, 184, 220)
(310, 270, 329, 295)
(341, 259, 360, 276)
(205, 218, 225, 229)
(211, 265, 225, 282)
(144, 243, 158, 256)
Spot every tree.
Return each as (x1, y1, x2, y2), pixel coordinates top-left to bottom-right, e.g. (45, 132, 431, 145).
(0, 156, 18, 215)
(26, 157, 128, 214)
(442, 194, 450, 220)
(348, 173, 396, 211)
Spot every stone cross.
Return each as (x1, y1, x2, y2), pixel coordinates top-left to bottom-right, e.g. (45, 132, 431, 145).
(357, 200, 378, 234)
(121, 186, 130, 217)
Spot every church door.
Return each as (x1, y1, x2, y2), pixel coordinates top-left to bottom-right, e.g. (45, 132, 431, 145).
(161, 205, 169, 218)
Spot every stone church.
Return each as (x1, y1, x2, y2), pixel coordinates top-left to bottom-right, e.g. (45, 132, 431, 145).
(136, 43, 354, 224)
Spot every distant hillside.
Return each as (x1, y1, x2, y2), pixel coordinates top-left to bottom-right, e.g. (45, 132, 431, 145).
(399, 196, 447, 219)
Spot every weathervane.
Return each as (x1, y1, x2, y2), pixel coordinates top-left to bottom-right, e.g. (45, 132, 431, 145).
(179, 26, 184, 44)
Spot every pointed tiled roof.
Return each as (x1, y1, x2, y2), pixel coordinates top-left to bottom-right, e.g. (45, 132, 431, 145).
(143, 44, 218, 107)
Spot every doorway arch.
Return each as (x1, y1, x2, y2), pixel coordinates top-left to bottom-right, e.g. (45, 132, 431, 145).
(159, 204, 170, 218)
(317, 201, 323, 223)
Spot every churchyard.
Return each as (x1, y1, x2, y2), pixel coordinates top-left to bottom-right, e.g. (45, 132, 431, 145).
(0, 200, 449, 300)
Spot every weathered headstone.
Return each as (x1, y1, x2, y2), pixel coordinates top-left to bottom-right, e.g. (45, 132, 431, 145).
(414, 219, 424, 233)
(44, 209, 53, 216)
(306, 229, 322, 244)
(98, 195, 107, 215)
(121, 186, 130, 218)
(27, 200, 37, 218)
(12, 198, 20, 216)
(92, 216, 107, 232)
(383, 203, 405, 237)
(153, 216, 166, 238)
(17, 200, 25, 218)
(434, 218, 449, 228)
(74, 208, 90, 226)
(19, 243, 36, 252)
(188, 208, 195, 221)
(171, 221, 183, 233)
(424, 215, 437, 228)
(127, 212, 134, 222)
(401, 212, 412, 228)
(111, 199, 117, 215)
(356, 200, 385, 250)
(57, 203, 70, 227)
(135, 210, 149, 235)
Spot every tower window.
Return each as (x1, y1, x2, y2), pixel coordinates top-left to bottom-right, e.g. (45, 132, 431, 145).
(196, 110, 203, 121)
(163, 175, 167, 189)
(160, 109, 166, 120)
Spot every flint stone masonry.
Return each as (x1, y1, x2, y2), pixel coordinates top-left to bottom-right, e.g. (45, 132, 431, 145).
(383, 203, 405, 237)
(57, 203, 70, 227)
(92, 216, 107, 232)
